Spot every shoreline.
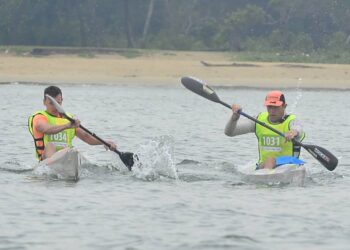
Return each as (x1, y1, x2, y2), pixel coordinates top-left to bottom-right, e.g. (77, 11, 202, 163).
(1, 51, 350, 89)
(2, 81, 348, 92)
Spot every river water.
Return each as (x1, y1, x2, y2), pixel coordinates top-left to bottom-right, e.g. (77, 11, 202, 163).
(0, 82, 349, 250)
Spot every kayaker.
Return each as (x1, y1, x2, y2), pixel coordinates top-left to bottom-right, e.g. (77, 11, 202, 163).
(28, 86, 117, 161)
(225, 90, 305, 169)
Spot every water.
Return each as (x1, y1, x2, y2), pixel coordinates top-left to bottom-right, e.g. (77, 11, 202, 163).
(0, 83, 349, 250)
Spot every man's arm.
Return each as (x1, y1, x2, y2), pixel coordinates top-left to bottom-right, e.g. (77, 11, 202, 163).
(75, 128, 103, 145)
(285, 119, 304, 141)
(34, 116, 76, 135)
(225, 114, 255, 136)
(75, 128, 117, 149)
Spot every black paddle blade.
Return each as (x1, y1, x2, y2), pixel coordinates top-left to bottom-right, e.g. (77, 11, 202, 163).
(181, 76, 221, 103)
(303, 144, 338, 171)
(119, 152, 136, 171)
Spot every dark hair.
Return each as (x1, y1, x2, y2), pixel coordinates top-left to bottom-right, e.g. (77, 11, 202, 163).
(280, 94, 286, 104)
(44, 86, 62, 99)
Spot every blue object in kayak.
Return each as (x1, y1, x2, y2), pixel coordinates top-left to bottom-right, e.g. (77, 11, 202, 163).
(276, 156, 305, 167)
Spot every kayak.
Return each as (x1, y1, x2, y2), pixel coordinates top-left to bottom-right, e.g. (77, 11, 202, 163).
(33, 148, 82, 181)
(239, 164, 306, 186)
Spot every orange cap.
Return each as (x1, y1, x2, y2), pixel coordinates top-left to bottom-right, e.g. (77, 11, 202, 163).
(264, 90, 285, 106)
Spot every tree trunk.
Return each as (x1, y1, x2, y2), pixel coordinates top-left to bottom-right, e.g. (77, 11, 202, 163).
(142, 0, 155, 42)
(124, 0, 135, 48)
(73, 1, 87, 47)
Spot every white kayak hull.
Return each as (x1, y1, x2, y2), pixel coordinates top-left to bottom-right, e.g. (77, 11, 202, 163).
(34, 148, 82, 181)
(240, 164, 306, 186)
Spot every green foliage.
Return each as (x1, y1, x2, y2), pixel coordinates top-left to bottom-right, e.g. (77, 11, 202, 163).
(266, 30, 314, 52)
(0, 0, 350, 63)
(324, 32, 349, 51)
(268, 30, 294, 51)
(223, 4, 266, 50)
(147, 33, 197, 51)
(116, 49, 143, 59)
(225, 4, 266, 34)
(0, 46, 33, 55)
(242, 37, 274, 52)
(192, 18, 220, 49)
(289, 33, 314, 53)
(78, 53, 95, 58)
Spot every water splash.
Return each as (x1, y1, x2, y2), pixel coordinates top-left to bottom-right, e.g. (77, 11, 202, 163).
(289, 78, 303, 113)
(132, 135, 178, 181)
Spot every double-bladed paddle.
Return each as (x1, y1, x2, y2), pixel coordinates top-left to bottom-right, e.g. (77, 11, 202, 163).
(45, 94, 135, 170)
(181, 76, 338, 171)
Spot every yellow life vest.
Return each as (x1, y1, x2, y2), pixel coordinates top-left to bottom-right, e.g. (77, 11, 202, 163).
(28, 111, 76, 160)
(255, 112, 305, 164)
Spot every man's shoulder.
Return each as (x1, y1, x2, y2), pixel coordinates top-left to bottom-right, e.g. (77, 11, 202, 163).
(32, 112, 48, 124)
(285, 113, 298, 120)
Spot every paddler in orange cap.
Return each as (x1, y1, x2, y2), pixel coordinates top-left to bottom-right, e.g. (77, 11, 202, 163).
(225, 90, 305, 169)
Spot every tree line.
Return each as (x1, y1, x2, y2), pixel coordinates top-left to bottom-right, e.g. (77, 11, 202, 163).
(1, 0, 349, 54)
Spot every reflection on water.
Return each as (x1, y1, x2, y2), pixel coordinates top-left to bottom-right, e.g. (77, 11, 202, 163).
(0, 83, 349, 250)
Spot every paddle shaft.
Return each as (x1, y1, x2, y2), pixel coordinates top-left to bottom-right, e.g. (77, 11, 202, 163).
(218, 100, 290, 138)
(63, 115, 122, 157)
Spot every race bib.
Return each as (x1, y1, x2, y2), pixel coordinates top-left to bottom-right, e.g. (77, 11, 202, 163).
(49, 132, 68, 143)
(261, 135, 282, 152)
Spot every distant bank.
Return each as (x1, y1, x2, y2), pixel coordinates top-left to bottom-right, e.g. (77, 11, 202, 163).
(0, 47, 349, 89)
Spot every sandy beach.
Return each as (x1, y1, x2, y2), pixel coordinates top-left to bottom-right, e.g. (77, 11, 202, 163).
(1, 51, 349, 89)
